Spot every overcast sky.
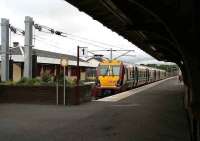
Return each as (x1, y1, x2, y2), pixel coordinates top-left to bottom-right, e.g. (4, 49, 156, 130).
(0, 0, 172, 64)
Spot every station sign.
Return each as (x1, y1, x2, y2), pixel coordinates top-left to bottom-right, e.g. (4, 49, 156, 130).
(60, 58, 68, 67)
(79, 47, 88, 57)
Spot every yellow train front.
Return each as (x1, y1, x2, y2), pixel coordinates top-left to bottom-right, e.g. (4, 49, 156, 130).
(94, 60, 125, 97)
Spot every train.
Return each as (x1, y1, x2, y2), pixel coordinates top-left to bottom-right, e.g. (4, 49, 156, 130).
(92, 59, 167, 98)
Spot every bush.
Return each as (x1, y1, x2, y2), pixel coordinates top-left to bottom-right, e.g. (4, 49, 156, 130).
(55, 75, 85, 87)
(1, 80, 16, 85)
(16, 77, 28, 84)
(66, 78, 76, 86)
(41, 72, 53, 83)
(66, 78, 85, 86)
(16, 77, 42, 86)
(56, 77, 75, 86)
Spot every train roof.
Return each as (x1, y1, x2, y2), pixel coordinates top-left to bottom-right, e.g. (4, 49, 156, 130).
(99, 59, 122, 65)
(143, 66, 166, 72)
(123, 62, 166, 72)
(99, 60, 166, 72)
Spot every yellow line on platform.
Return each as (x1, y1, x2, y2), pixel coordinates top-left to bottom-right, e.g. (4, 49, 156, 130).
(96, 77, 177, 102)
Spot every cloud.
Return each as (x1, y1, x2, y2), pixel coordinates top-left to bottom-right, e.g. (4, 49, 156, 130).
(0, 0, 162, 64)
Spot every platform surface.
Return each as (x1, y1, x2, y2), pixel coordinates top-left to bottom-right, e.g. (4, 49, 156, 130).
(0, 77, 190, 141)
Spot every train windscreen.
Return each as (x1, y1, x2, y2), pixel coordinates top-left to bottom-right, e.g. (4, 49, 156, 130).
(111, 66, 120, 76)
(99, 65, 109, 76)
(99, 65, 120, 76)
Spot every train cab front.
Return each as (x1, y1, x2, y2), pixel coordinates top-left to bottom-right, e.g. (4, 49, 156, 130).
(93, 60, 123, 97)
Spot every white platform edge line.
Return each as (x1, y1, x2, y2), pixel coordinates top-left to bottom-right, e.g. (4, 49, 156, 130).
(95, 76, 176, 102)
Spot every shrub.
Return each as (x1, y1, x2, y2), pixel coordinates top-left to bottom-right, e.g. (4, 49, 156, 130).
(16, 77, 28, 84)
(55, 76, 84, 87)
(1, 80, 16, 85)
(29, 78, 42, 86)
(16, 77, 42, 86)
(66, 78, 76, 86)
(41, 72, 53, 83)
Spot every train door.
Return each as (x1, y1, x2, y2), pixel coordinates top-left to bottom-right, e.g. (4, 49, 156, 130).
(126, 68, 128, 81)
(135, 67, 138, 86)
(120, 65, 125, 85)
(146, 69, 149, 84)
(122, 66, 128, 85)
(149, 69, 152, 82)
(158, 71, 160, 80)
(153, 70, 156, 82)
(132, 66, 135, 87)
(151, 70, 154, 82)
(122, 67, 128, 90)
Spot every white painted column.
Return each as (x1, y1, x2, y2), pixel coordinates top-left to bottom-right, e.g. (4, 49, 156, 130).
(24, 16, 34, 78)
(1, 18, 10, 81)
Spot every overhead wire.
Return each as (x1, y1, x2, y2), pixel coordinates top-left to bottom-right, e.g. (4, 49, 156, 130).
(33, 23, 132, 50)
(63, 33, 126, 50)
(7, 22, 135, 59)
(38, 24, 126, 49)
(35, 29, 110, 49)
(35, 35, 99, 58)
(9, 24, 25, 36)
(35, 34, 69, 49)
(35, 38, 68, 51)
(66, 36, 109, 49)
(35, 36, 102, 57)
(4, 23, 133, 51)
(36, 36, 133, 59)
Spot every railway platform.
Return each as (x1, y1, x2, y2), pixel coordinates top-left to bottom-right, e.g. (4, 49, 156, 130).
(0, 77, 190, 141)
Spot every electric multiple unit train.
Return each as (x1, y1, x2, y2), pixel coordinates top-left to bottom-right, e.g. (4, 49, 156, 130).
(93, 59, 167, 98)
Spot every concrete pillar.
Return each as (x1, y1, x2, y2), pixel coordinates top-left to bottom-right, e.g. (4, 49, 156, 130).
(1, 18, 10, 81)
(24, 16, 34, 78)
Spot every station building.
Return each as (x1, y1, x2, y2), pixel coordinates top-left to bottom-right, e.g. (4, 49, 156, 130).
(0, 47, 96, 82)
